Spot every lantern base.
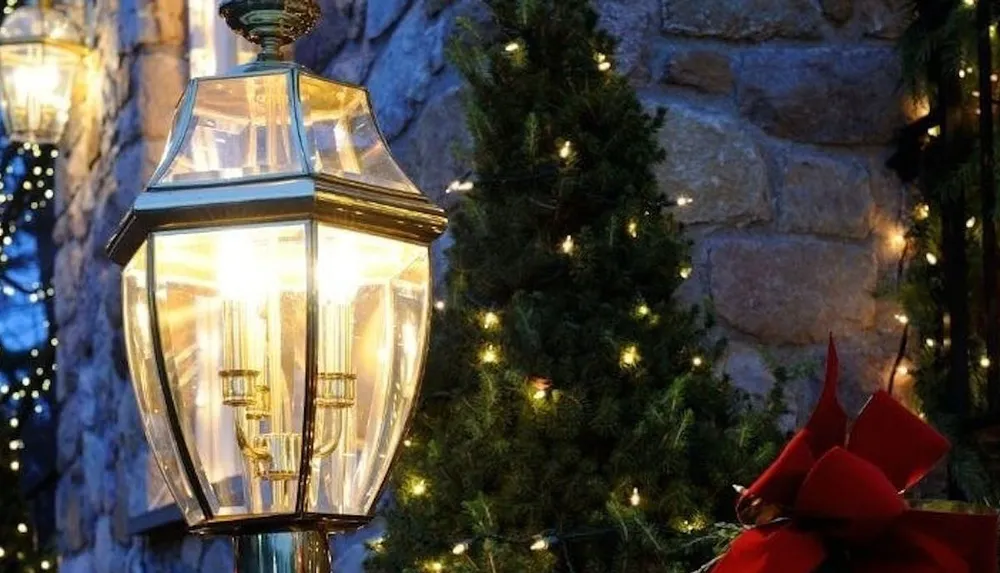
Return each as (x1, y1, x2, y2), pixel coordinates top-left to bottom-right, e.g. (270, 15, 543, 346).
(234, 530, 332, 573)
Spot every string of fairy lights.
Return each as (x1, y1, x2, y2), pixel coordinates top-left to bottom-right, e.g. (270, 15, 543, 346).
(0, 140, 60, 572)
(886, 0, 996, 405)
(373, 44, 716, 571)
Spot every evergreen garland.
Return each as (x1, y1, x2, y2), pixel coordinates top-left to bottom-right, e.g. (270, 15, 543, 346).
(892, 0, 1000, 503)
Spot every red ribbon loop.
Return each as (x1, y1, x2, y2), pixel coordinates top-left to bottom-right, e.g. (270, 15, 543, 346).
(714, 336, 998, 573)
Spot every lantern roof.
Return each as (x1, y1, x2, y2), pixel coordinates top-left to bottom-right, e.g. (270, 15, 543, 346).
(107, 61, 446, 265)
(0, 5, 85, 49)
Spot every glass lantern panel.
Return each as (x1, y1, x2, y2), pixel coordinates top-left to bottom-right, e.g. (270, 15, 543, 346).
(298, 74, 419, 194)
(157, 73, 305, 185)
(306, 223, 430, 515)
(153, 223, 309, 517)
(0, 43, 80, 144)
(121, 242, 206, 525)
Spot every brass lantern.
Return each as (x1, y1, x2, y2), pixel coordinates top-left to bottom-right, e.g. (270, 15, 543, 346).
(0, 1, 86, 144)
(106, 0, 446, 568)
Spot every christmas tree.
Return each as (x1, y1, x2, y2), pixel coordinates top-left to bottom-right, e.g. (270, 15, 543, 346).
(368, 1, 786, 571)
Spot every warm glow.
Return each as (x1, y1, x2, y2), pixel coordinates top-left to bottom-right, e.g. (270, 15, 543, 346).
(692, 356, 703, 367)
(530, 537, 549, 551)
(480, 345, 500, 364)
(621, 345, 639, 367)
(452, 542, 468, 555)
(926, 253, 939, 266)
(482, 311, 499, 330)
(561, 235, 575, 254)
(410, 479, 428, 497)
(676, 195, 693, 207)
(982, 357, 992, 368)
(679, 266, 693, 279)
(0, 46, 80, 143)
(559, 141, 572, 159)
(123, 223, 431, 523)
(630, 487, 640, 506)
(915, 204, 930, 220)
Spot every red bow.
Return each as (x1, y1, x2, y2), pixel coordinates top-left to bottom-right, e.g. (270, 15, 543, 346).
(714, 338, 998, 573)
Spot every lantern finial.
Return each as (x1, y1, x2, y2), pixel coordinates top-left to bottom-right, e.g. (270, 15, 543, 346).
(218, 0, 319, 61)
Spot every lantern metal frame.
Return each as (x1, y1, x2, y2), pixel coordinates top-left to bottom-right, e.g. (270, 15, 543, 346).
(107, 0, 446, 568)
(106, 66, 446, 531)
(0, 0, 90, 144)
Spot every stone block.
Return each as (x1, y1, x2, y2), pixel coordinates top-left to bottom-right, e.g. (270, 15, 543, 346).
(600, 0, 659, 74)
(60, 553, 94, 573)
(82, 431, 110, 512)
(135, 52, 186, 141)
(93, 516, 121, 572)
(366, 0, 410, 39)
(858, 0, 913, 39)
(720, 341, 797, 429)
(181, 536, 204, 569)
(738, 47, 903, 145)
(778, 151, 873, 239)
(294, 0, 350, 70)
(709, 236, 877, 344)
(391, 85, 469, 204)
(200, 538, 234, 572)
(653, 104, 770, 226)
(662, 48, 734, 95)
(662, 0, 823, 41)
(366, 7, 431, 139)
(820, 0, 853, 24)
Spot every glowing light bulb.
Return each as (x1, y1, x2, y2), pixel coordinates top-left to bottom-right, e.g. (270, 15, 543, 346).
(9, 461, 18, 471)
(895, 314, 909, 325)
(897, 365, 910, 376)
(480, 345, 499, 364)
(560, 235, 575, 254)
(434, 300, 446, 311)
(16, 524, 26, 534)
(627, 220, 638, 238)
(504, 41, 520, 52)
(967, 217, 977, 229)
(452, 542, 469, 555)
(679, 266, 693, 279)
(926, 338, 936, 348)
(636, 304, 650, 317)
(630, 487, 641, 507)
(9, 418, 17, 428)
(621, 345, 639, 367)
(926, 253, 938, 265)
(530, 537, 550, 551)
(41, 560, 50, 570)
(982, 356, 992, 368)
(559, 141, 572, 159)
(429, 562, 443, 572)
(0, 548, 5, 558)
(403, 438, 413, 448)
(410, 479, 427, 496)
(692, 356, 704, 367)
(676, 196, 693, 207)
(482, 312, 499, 330)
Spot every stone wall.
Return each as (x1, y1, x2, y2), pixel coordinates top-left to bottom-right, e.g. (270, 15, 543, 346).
(53, 0, 232, 569)
(52, 0, 912, 571)
(294, 0, 913, 418)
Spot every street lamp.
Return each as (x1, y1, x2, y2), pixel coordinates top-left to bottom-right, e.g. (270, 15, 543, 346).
(0, 0, 87, 144)
(105, 0, 446, 569)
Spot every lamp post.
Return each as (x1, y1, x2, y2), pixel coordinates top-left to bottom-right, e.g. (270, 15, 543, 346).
(105, 0, 447, 569)
(0, 0, 87, 144)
